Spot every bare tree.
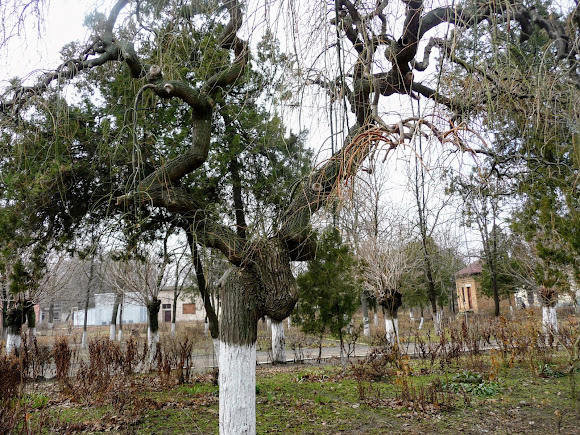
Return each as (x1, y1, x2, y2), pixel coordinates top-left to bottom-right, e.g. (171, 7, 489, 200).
(109, 251, 170, 365)
(359, 225, 419, 343)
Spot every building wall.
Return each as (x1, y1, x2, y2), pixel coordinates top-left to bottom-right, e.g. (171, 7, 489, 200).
(73, 292, 147, 326)
(157, 290, 206, 323)
(456, 276, 480, 312)
(456, 275, 514, 314)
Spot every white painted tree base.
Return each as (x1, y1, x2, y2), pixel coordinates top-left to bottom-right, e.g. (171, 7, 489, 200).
(6, 333, 21, 353)
(219, 341, 256, 434)
(385, 317, 399, 344)
(418, 317, 424, 330)
(287, 317, 292, 329)
(542, 306, 558, 335)
(28, 327, 36, 342)
(212, 338, 220, 364)
(81, 330, 88, 348)
(363, 316, 370, 337)
(109, 324, 116, 341)
(171, 322, 176, 338)
(373, 313, 378, 326)
(204, 322, 209, 336)
(271, 321, 286, 364)
(118, 330, 123, 342)
(434, 311, 443, 335)
(148, 329, 160, 366)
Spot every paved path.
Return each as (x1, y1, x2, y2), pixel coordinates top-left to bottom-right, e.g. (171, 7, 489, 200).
(189, 339, 502, 372)
(189, 343, 372, 371)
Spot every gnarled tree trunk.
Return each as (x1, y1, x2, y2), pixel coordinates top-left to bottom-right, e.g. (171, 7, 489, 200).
(218, 240, 297, 434)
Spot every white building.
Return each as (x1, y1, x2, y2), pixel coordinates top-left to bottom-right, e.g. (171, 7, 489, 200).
(73, 289, 207, 326)
(73, 293, 147, 326)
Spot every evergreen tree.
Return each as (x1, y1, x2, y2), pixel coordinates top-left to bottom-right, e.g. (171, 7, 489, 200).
(294, 228, 361, 360)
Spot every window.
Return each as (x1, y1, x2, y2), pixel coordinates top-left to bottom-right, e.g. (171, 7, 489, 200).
(162, 304, 171, 309)
(183, 303, 196, 314)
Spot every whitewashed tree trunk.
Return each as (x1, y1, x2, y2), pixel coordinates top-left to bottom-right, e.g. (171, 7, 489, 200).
(271, 321, 286, 364)
(6, 331, 21, 353)
(287, 316, 291, 329)
(204, 320, 209, 336)
(542, 306, 549, 334)
(109, 324, 116, 341)
(550, 307, 558, 334)
(171, 322, 176, 338)
(542, 306, 558, 335)
(213, 338, 220, 364)
(385, 317, 399, 344)
(434, 310, 443, 335)
(117, 301, 123, 342)
(266, 316, 271, 328)
(81, 330, 87, 348)
(360, 295, 370, 336)
(148, 327, 160, 365)
(219, 342, 256, 434)
(217, 242, 298, 435)
(28, 327, 36, 342)
(418, 316, 424, 330)
(373, 312, 378, 326)
(363, 316, 370, 337)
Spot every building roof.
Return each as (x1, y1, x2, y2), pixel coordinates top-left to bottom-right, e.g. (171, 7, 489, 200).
(455, 260, 483, 277)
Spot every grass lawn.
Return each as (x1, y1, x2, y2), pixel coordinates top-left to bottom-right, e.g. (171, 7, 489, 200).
(11, 350, 579, 434)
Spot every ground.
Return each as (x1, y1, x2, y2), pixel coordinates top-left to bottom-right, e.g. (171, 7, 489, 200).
(3, 309, 580, 434)
(10, 351, 580, 434)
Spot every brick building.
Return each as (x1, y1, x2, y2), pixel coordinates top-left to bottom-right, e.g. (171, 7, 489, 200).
(455, 260, 513, 313)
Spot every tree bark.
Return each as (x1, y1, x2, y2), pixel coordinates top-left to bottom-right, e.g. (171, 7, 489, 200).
(1, 281, 7, 340)
(147, 298, 161, 367)
(110, 292, 121, 341)
(118, 299, 123, 341)
(27, 307, 36, 342)
(171, 281, 179, 338)
(187, 230, 220, 340)
(48, 301, 55, 330)
(492, 269, 500, 317)
(81, 258, 95, 348)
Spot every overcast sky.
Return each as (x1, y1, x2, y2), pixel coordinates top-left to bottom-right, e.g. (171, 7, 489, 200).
(0, 0, 98, 83)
